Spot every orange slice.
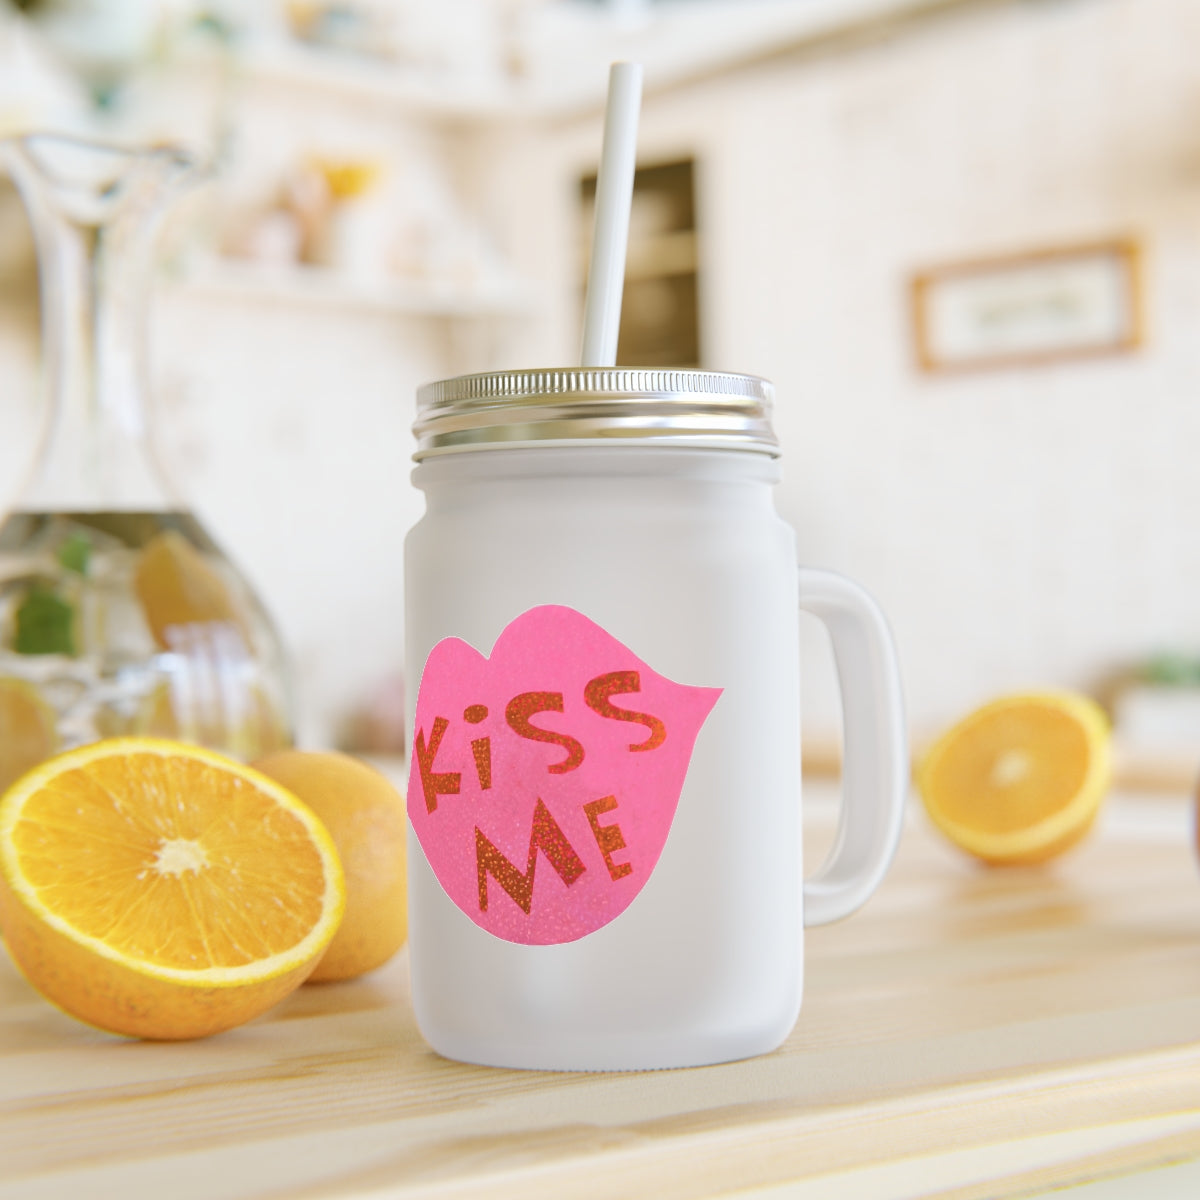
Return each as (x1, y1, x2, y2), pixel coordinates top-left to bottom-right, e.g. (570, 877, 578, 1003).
(0, 738, 344, 1039)
(0, 677, 59, 795)
(133, 531, 249, 650)
(917, 692, 1111, 865)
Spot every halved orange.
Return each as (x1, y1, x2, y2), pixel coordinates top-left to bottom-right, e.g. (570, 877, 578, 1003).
(917, 692, 1111, 865)
(0, 738, 344, 1039)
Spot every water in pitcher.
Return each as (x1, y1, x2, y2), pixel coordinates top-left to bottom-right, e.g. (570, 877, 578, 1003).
(0, 510, 290, 791)
(0, 136, 294, 789)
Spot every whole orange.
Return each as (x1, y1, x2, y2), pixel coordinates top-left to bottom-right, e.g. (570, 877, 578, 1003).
(253, 751, 407, 982)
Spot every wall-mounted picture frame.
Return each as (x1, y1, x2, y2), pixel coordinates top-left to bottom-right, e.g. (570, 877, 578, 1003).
(910, 238, 1143, 373)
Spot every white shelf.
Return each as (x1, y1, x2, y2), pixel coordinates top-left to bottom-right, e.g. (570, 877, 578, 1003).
(180, 0, 970, 120)
(226, 42, 517, 121)
(175, 261, 538, 320)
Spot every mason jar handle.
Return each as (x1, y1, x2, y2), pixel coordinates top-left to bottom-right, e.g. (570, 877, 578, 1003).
(798, 567, 907, 926)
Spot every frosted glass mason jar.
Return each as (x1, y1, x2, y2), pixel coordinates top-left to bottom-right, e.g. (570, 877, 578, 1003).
(404, 369, 906, 1071)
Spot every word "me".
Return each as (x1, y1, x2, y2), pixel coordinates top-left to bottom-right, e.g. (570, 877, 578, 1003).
(475, 794, 631, 915)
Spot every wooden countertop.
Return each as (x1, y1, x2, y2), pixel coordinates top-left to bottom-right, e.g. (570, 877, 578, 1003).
(3, 785, 1200, 1200)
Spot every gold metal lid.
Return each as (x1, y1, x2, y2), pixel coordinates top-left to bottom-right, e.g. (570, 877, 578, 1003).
(413, 368, 779, 460)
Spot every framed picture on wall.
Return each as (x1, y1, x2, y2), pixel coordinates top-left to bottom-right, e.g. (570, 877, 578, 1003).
(910, 238, 1143, 372)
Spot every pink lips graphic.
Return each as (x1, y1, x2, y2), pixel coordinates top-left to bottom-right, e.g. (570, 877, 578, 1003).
(407, 605, 722, 945)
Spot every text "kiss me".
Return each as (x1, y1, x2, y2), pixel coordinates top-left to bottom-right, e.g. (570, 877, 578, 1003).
(413, 669, 667, 814)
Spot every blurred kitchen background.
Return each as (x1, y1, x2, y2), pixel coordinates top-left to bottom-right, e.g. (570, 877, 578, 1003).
(1, 0, 1196, 782)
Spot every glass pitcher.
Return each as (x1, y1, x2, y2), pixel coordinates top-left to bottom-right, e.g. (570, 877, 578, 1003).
(0, 134, 291, 791)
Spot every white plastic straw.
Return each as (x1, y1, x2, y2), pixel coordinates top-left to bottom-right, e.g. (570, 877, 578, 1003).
(581, 61, 643, 367)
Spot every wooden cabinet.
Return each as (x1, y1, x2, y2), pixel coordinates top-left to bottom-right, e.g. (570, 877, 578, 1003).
(582, 157, 701, 367)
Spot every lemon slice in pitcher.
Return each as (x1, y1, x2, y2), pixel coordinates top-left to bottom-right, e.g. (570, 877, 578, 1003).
(0, 677, 58, 794)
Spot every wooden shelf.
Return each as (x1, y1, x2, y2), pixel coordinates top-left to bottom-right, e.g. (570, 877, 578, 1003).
(174, 261, 537, 320)
(579, 230, 698, 282)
